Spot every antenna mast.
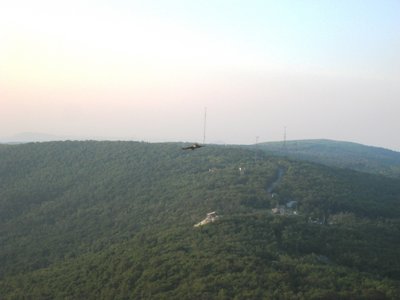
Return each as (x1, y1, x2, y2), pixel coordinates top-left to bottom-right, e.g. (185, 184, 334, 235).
(203, 107, 207, 144)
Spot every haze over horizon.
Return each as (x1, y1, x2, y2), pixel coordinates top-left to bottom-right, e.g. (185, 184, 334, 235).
(1, 1, 400, 150)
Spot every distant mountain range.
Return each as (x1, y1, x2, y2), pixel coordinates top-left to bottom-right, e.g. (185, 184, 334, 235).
(0, 132, 67, 143)
(253, 139, 400, 178)
(0, 132, 135, 143)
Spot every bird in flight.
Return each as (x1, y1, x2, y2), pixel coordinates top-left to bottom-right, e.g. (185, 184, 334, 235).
(182, 143, 204, 151)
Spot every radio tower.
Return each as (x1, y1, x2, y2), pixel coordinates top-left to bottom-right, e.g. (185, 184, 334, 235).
(203, 107, 207, 144)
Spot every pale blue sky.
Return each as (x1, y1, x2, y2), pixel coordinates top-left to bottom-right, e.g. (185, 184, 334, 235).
(1, 0, 400, 149)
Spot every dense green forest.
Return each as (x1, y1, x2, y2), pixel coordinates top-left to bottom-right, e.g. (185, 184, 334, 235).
(1, 141, 399, 299)
(254, 139, 400, 178)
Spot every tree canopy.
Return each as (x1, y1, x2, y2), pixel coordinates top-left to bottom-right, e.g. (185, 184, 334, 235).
(0, 141, 399, 299)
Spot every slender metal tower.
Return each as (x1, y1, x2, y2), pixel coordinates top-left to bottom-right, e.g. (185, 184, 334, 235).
(203, 107, 207, 144)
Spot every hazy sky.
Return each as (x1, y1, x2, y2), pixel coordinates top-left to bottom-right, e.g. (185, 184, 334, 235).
(1, 0, 400, 149)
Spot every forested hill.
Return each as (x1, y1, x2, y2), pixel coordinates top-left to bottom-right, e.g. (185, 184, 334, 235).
(254, 139, 400, 178)
(1, 141, 400, 299)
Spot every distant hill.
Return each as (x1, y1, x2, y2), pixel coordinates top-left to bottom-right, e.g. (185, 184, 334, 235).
(0, 141, 399, 299)
(254, 139, 400, 178)
(0, 132, 67, 143)
(0, 132, 134, 144)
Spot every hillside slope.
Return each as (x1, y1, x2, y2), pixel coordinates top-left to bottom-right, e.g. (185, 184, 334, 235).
(1, 141, 399, 299)
(255, 139, 400, 178)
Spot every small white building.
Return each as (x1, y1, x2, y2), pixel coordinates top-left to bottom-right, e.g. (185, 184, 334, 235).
(271, 206, 286, 215)
(194, 211, 219, 227)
